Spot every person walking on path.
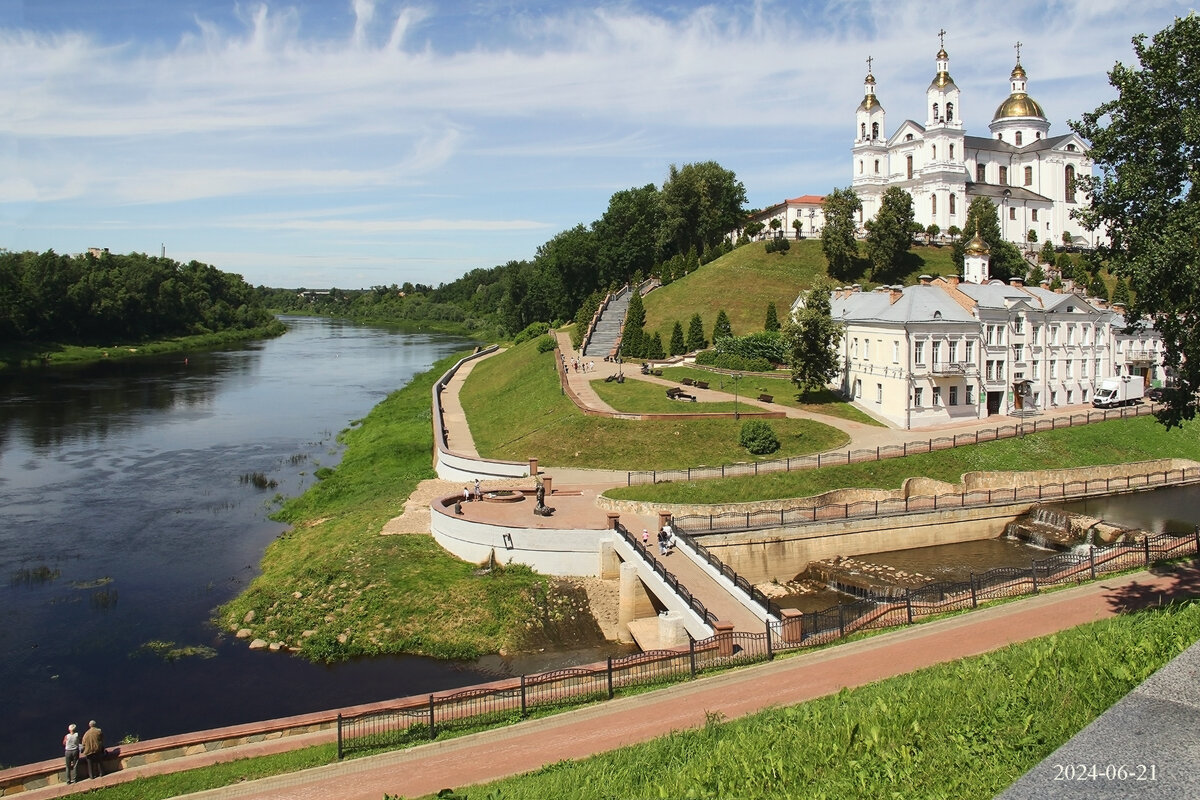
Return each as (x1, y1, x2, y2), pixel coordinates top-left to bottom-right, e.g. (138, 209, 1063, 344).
(62, 723, 80, 784)
(80, 720, 104, 779)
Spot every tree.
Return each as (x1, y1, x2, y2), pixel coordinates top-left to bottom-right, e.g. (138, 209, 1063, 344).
(1071, 14, 1200, 425)
(621, 289, 647, 358)
(685, 312, 707, 352)
(1027, 263, 1046, 287)
(925, 223, 940, 244)
(783, 280, 842, 395)
(947, 225, 961, 241)
(1027, 229, 1038, 245)
(1039, 240, 1056, 264)
(821, 187, 862, 280)
(712, 309, 732, 342)
(1088, 274, 1109, 302)
(593, 184, 663, 288)
(952, 196, 1024, 283)
(1113, 277, 1131, 307)
(769, 218, 782, 238)
(647, 331, 666, 360)
(659, 161, 747, 258)
(764, 302, 781, 332)
(792, 219, 802, 240)
(669, 320, 686, 356)
(864, 187, 915, 280)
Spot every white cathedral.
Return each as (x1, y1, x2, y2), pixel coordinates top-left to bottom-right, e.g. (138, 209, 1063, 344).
(852, 36, 1097, 248)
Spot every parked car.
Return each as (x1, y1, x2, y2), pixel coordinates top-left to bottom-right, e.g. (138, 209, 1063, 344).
(1148, 387, 1165, 402)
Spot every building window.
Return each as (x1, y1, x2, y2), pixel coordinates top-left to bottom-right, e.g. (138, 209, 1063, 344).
(1032, 362, 1039, 379)
(907, 155, 914, 179)
(914, 387, 923, 407)
(976, 163, 986, 182)
(1067, 390, 1074, 404)
(932, 341, 942, 364)
(1067, 325, 1075, 345)
(950, 144, 955, 159)
(1014, 344, 1024, 362)
(854, 379, 862, 398)
(914, 341, 925, 364)
(1014, 316, 1024, 334)
(872, 122, 880, 139)
(932, 145, 937, 160)
(861, 122, 867, 139)
(892, 341, 899, 363)
(933, 103, 939, 120)
(949, 193, 956, 215)
(864, 339, 871, 359)
(1066, 360, 1073, 379)
(999, 165, 1008, 185)
(1031, 209, 1038, 221)
(1050, 360, 1058, 379)
(931, 194, 937, 215)
(874, 159, 880, 173)
(852, 337, 858, 357)
(876, 383, 883, 403)
(1081, 359, 1088, 378)
(859, 160, 864, 174)
(946, 102, 954, 121)
(933, 386, 942, 406)
(906, 133, 914, 141)
(965, 341, 974, 362)
(948, 341, 958, 363)
(966, 385, 975, 405)
(1065, 165, 1077, 202)
(1016, 131, 1024, 146)
(1010, 207, 1016, 220)
(1024, 166, 1033, 185)
(949, 385, 959, 405)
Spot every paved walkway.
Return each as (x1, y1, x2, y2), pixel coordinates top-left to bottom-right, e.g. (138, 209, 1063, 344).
(24, 563, 1198, 800)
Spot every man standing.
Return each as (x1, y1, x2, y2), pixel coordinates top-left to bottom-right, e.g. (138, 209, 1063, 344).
(80, 720, 104, 779)
(63, 723, 80, 784)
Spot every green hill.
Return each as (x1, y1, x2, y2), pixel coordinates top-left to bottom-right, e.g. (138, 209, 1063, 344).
(642, 239, 959, 346)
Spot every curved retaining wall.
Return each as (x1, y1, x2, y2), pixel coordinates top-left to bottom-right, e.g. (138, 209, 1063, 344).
(430, 494, 611, 576)
(432, 346, 531, 483)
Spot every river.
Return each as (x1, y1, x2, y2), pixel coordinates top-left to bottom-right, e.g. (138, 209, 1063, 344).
(0, 318, 497, 767)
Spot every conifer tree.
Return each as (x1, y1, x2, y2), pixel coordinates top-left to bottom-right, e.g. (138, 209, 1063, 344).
(764, 302, 781, 332)
(648, 332, 665, 360)
(686, 313, 707, 352)
(712, 309, 732, 342)
(669, 320, 686, 356)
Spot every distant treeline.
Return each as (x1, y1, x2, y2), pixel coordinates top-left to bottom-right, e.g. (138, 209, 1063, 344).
(0, 249, 279, 344)
(265, 161, 748, 339)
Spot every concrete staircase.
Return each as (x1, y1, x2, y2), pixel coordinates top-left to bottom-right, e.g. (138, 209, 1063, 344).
(582, 288, 631, 358)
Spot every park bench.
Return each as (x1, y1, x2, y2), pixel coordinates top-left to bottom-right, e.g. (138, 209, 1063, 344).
(666, 387, 696, 402)
(679, 377, 694, 386)
(694, 380, 709, 390)
(758, 394, 774, 403)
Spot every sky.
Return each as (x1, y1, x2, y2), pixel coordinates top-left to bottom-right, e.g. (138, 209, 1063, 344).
(1, 1, 1194, 289)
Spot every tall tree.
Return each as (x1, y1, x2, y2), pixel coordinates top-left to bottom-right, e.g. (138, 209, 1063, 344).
(820, 187, 862, 281)
(659, 161, 747, 259)
(685, 312, 707, 352)
(593, 184, 663, 288)
(952, 196, 1024, 283)
(669, 320, 686, 356)
(712, 309, 732, 342)
(764, 302, 781, 332)
(864, 186, 915, 280)
(1072, 14, 1200, 426)
(620, 288, 647, 358)
(783, 280, 842, 395)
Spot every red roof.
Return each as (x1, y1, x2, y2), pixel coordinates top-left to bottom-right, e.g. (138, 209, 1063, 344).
(786, 195, 825, 205)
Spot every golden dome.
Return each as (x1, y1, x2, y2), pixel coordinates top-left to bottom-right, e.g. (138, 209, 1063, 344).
(931, 70, 955, 89)
(965, 230, 990, 256)
(993, 92, 1046, 119)
(865, 72, 876, 85)
(858, 94, 881, 112)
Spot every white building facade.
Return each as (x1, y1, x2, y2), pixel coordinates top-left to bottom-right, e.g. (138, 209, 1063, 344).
(853, 39, 1098, 248)
(827, 236, 1165, 430)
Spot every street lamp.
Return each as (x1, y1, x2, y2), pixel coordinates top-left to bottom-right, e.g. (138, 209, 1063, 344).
(733, 372, 742, 420)
(808, 209, 816, 237)
(1002, 188, 1012, 244)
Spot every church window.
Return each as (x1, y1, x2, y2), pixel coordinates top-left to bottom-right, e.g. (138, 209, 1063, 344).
(1010, 207, 1016, 220)
(1031, 209, 1038, 222)
(949, 193, 956, 215)
(1016, 131, 1023, 146)
(872, 122, 879, 139)
(861, 122, 866, 139)
(907, 155, 913, 179)
(859, 160, 864, 174)
(950, 144, 955, 159)
(932, 145, 937, 160)
(933, 102, 939, 120)
(999, 166, 1008, 185)
(931, 195, 937, 215)
(1024, 166, 1033, 185)
(874, 159, 880, 173)
(997, 133, 1003, 140)
(1036, 132, 1042, 140)
(905, 133, 914, 141)
(946, 102, 954, 121)
(1067, 143, 1077, 152)
(976, 163, 986, 182)
(1065, 165, 1077, 202)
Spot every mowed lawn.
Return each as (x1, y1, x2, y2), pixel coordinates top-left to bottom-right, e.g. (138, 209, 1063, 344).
(459, 339, 848, 471)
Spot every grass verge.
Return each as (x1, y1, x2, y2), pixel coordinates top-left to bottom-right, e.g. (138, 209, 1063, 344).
(607, 413, 1200, 504)
(460, 339, 848, 470)
(424, 598, 1200, 800)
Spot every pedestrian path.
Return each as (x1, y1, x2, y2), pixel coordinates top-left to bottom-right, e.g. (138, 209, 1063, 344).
(28, 563, 1191, 800)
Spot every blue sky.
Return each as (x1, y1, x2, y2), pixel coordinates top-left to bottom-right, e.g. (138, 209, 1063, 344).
(1, 1, 1193, 289)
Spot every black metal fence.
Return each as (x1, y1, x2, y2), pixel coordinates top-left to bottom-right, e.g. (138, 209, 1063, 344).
(626, 403, 1157, 486)
(611, 522, 720, 627)
(669, 466, 1200, 535)
(337, 528, 1199, 759)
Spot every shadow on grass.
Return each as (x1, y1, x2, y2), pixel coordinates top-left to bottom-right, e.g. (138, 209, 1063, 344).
(1102, 559, 1200, 615)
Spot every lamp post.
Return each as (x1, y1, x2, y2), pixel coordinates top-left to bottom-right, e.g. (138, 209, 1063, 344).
(733, 372, 742, 420)
(1002, 188, 1012, 244)
(808, 209, 816, 237)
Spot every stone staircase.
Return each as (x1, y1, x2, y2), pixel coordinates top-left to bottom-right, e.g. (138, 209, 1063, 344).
(581, 287, 632, 358)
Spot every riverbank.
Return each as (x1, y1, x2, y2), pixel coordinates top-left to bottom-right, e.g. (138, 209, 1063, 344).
(217, 351, 611, 662)
(0, 320, 288, 371)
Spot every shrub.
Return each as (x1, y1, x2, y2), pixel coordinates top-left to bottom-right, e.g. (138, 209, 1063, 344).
(536, 335, 557, 353)
(694, 350, 774, 372)
(739, 419, 780, 455)
(513, 321, 550, 345)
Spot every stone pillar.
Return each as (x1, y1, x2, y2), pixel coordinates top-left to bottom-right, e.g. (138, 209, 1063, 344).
(618, 563, 653, 643)
(528, 458, 538, 478)
(657, 510, 672, 531)
(542, 475, 553, 496)
(780, 608, 804, 644)
(713, 621, 735, 657)
(606, 512, 620, 530)
(598, 537, 621, 579)
(657, 610, 687, 648)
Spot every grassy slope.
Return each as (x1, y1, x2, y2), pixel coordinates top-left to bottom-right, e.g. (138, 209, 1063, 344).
(608, 413, 1200, 504)
(642, 239, 958, 345)
(218, 352, 554, 661)
(439, 601, 1200, 800)
(459, 339, 849, 470)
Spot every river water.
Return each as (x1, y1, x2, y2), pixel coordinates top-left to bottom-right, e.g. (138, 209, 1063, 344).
(0, 318, 499, 767)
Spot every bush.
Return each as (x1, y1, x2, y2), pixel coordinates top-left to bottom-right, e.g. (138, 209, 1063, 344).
(536, 335, 557, 353)
(764, 236, 791, 254)
(739, 419, 780, 455)
(694, 350, 774, 372)
(513, 321, 550, 345)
